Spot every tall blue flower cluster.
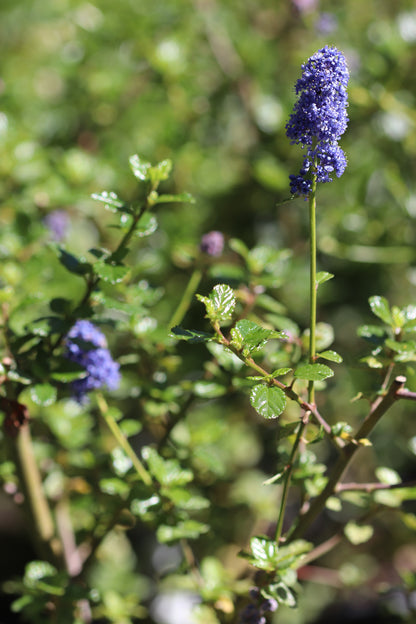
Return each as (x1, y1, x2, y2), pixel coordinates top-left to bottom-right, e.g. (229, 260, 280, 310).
(65, 320, 120, 403)
(286, 45, 349, 197)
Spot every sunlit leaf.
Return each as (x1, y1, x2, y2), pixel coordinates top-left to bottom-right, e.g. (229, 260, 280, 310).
(369, 295, 392, 325)
(250, 384, 286, 419)
(294, 363, 334, 382)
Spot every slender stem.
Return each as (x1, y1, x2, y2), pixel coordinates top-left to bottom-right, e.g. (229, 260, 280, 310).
(96, 393, 153, 487)
(13, 423, 63, 564)
(168, 267, 203, 329)
(275, 414, 308, 543)
(308, 173, 317, 405)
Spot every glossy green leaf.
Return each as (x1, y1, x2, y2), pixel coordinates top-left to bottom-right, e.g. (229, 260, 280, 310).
(242, 536, 312, 571)
(231, 319, 283, 353)
(369, 295, 392, 324)
(197, 284, 236, 324)
(91, 191, 128, 212)
(269, 582, 297, 608)
(250, 384, 286, 419)
(30, 383, 57, 406)
(316, 271, 334, 286)
(294, 363, 334, 381)
(129, 154, 151, 180)
(163, 487, 210, 510)
(99, 478, 130, 498)
(170, 326, 213, 343)
(317, 350, 343, 363)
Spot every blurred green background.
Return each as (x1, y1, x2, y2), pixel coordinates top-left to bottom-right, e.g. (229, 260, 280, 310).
(1, 0, 416, 622)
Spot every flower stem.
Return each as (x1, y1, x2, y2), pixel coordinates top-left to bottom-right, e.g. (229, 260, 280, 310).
(96, 393, 153, 487)
(168, 267, 203, 329)
(308, 173, 318, 405)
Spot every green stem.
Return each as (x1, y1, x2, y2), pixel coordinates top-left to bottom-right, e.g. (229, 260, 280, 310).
(14, 424, 63, 564)
(168, 267, 203, 329)
(308, 173, 317, 405)
(96, 393, 153, 487)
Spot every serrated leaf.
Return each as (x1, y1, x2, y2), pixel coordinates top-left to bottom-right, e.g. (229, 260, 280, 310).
(344, 521, 374, 545)
(269, 582, 297, 608)
(316, 271, 334, 286)
(30, 384, 57, 406)
(93, 262, 130, 284)
(231, 319, 282, 353)
(294, 363, 334, 382)
(244, 537, 312, 571)
(129, 154, 151, 180)
(369, 295, 392, 325)
(197, 284, 236, 324)
(153, 191, 195, 205)
(317, 350, 343, 363)
(163, 487, 210, 510)
(170, 326, 213, 343)
(250, 384, 286, 419)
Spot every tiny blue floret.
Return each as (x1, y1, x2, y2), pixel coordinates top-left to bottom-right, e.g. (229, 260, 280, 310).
(65, 320, 120, 403)
(286, 45, 349, 196)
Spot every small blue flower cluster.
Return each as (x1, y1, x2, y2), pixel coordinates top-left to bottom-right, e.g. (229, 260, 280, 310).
(65, 320, 120, 403)
(286, 45, 349, 196)
(44, 210, 70, 242)
(239, 588, 278, 623)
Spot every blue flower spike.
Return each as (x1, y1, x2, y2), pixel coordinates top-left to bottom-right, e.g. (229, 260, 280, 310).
(286, 45, 349, 197)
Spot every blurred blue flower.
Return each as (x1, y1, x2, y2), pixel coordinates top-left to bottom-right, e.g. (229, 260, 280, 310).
(315, 12, 338, 34)
(65, 320, 120, 403)
(286, 45, 349, 196)
(43, 209, 69, 242)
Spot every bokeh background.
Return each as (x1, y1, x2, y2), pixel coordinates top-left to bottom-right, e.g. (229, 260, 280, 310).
(1, 0, 416, 622)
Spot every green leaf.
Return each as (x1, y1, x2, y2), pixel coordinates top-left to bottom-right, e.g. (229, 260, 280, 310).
(129, 154, 151, 181)
(270, 368, 292, 379)
(268, 582, 297, 608)
(153, 191, 195, 205)
(369, 295, 392, 325)
(197, 284, 236, 324)
(316, 271, 334, 286)
(242, 536, 312, 571)
(163, 487, 210, 510)
(228, 237, 249, 259)
(149, 159, 172, 183)
(250, 384, 286, 419)
(93, 261, 130, 284)
(294, 363, 334, 382)
(56, 246, 91, 276)
(357, 324, 387, 344)
(91, 191, 129, 213)
(170, 326, 214, 343)
(344, 521, 374, 545)
(134, 213, 158, 237)
(30, 384, 57, 406)
(99, 478, 130, 498)
(193, 381, 227, 398)
(317, 350, 343, 363)
(375, 466, 401, 485)
(142, 446, 193, 486)
(230, 319, 283, 353)
(157, 520, 209, 543)
(119, 419, 143, 437)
